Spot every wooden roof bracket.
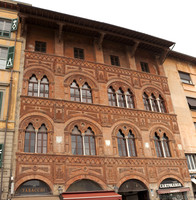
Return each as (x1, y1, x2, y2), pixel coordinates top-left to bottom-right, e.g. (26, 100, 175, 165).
(97, 32, 105, 49)
(58, 23, 64, 42)
(19, 13, 27, 37)
(159, 48, 170, 65)
(130, 40, 140, 57)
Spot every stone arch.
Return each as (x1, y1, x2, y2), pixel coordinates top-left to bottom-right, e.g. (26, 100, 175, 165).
(18, 113, 54, 153)
(117, 175, 149, 190)
(149, 125, 178, 157)
(142, 85, 165, 98)
(15, 175, 53, 193)
(111, 121, 144, 157)
(64, 175, 108, 191)
(64, 117, 104, 156)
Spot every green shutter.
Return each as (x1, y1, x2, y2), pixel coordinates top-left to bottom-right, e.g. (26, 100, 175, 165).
(0, 144, 3, 168)
(11, 18, 18, 32)
(0, 92, 3, 116)
(6, 46, 15, 69)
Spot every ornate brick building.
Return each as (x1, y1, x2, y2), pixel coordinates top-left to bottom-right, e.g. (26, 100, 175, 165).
(12, 3, 193, 200)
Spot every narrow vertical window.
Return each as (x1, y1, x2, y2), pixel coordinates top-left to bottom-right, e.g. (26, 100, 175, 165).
(110, 55, 120, 66)
(28, 75, 38, 97)
(84, 128, 96, 155)
(71, 126, 83, 155)
(143, 93, 151, 111)
(117, 130, 127, 156)
(0, 47, 8, 69)
(127, 130, 136, 157)
(126, 89, 134, 108)
(159, 95, 166, 113)
(24, 123, 35, 153)
(151, 94, 159, 112)
(70, 81, 80, 102)
(37, 124, 47, 154)
(74, 48, 84, 59)
(154, 133, 163, 157)
(108, 86, 117, 106)
(162, 134, 171, 157)
(82, 83, 92, 103)
(40, 76, 49, 98)
(117, 88, 126, 108)
(140, 62, 149, 73)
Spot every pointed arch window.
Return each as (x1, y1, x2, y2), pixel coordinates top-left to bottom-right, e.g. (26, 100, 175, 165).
(151, 94, 159, 112)
(143, 93, 151, 111)
(117, 130, 127, 156)
(154, 133, 163, 157)
(84, 128, 96, 155)
(162, 134, 171, 157)
(126, 89, 134, 109)
(82, 83, 92, 103)
(127, 130, 136, 157)
(40, 76, 49, 98)
(117, 88, 126, 108)
(28, 75, 38, 97)
(37, 124, 48, 153)
(70, 81, 81, 102)
(159, 95, 166, 113)
(71, 126, 83, 155)
(71, 126, 96, 155)
(108, 86, 117, 106)
(24, 123, 35, 153)
(24, 123, 48, 153)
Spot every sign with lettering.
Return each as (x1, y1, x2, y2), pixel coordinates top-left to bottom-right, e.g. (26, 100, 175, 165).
(159, 178, 182, 189)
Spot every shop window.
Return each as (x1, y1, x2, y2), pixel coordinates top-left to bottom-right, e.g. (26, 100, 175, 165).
(154, 132, 171, 158)
(35, 41, 46, 53)
(24, 123, 48, 153)
(71, 126, 96, 155)
(28, 75, 49, 98)
(74, 48, 84, 59)
(108, 86, 135, 108)
(186, 154, 196, 171)
(70, 81, 92, 103)
(110, 55, 120, 66)
(117, 129, 136, 157)
(187, 97, 196, 111)
(140, 62, 149, 73)
(179, 71, 192, 84)
(0, 18, 18, 38)
(0, 46, 15, 69)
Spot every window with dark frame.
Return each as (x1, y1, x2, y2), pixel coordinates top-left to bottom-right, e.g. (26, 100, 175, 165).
(117, 88, 126, 108)
(187, 97, 196, 111)
(151, 94, 159, 112)
(154, 133, 163, 157)
(117, 130, 127, 157)
(74, 48, 84, 59)
(127, 130, 137, 157)
(0, 18, 11, 37)
(108, 86, 117, 106)
(110, 55, 120, 66)
(81, 83, 92, 103)
(179, 71, 192, 84)
(143, 93, 151, 111)
(28, 75, 38, 97)
(70, 81, 81, 102)
(35, 41, 46, 53)
(37, 124, 48, 154)
(126, 90, 135, 109)
(24, 123, 35, 153)
(40, 76, 49, 98)
(186, 154, 196, 170)
(162, 134, 171, 157)
(140, 62, 149, 73)
(84, 128, 96, 156)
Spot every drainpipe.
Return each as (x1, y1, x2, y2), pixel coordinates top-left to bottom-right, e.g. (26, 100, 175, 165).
(0, 23, 18, 200)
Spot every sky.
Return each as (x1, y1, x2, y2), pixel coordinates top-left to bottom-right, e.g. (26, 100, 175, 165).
(15, 0, 196, 57)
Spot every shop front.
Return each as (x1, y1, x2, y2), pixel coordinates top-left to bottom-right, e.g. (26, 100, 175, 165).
(118, 179, 149, 200)
(157, 178, 190, 200)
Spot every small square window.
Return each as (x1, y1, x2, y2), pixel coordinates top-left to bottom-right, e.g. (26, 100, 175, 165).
(110, 55, 120, 66)
(35, 41, 46, 53)
(74, 48, 84, 59)
(140, 62, 149, 73)
(179, 71, 192, 84)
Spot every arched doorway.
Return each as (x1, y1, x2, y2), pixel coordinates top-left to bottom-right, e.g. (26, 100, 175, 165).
(15, 179, 51, 196)
(118, 179, 149, 200)
(66, 179, 103, 192)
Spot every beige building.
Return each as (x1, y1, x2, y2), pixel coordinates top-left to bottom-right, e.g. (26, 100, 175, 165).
(0, 1, 25, 200)
(164, 51, 196, 198)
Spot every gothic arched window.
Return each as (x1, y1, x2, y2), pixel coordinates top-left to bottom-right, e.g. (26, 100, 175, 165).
(143, 93, 151, 111)
(37, 124, 48, 153)
(108, 86, 117, 106)
(126, 89, 135, 109)
(154, 133, 163, 157)
(28, 75, 38, 97)
(117, 130, 127, 157)
(70, 81, 81, 102)
(82, 83, 92, 103)
(159, 95, 166, 113)
(84, 128, 96, 155)
(117, 88, 126, 108)
(151, 93, 159, 112)
(127, 130, 136, 157)
(24, 123, 35, 153)
(71, 126, 83, 155)
(40, 76, 49, 98)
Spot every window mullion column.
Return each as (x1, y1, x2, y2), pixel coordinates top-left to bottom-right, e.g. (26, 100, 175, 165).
(38, 80, 41, 97)
(125, 136, 130, 157)
(80, 87, 83, 102)
(82, 133, 85, 155)
(157, 98, 161, 112)
(35, 129, 38, 153)
(116, 92, 119, 107)
(125, 94, 128, 108)
(149, 97, 153, 111)
(161, 139, 166, 157)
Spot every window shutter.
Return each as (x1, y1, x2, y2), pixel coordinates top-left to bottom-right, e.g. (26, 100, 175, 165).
(0, 144, 3, 168)
(6, 46, 15, 69)
(0, 92, 3, 116)
(11, 18, 18, 32)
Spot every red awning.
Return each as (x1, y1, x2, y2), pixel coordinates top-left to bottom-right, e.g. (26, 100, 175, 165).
(157, 187, 190, 194)
(60, 191, 122, 200)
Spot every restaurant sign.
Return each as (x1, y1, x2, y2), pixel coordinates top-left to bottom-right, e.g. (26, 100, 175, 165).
(159, 178, 182, 189)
